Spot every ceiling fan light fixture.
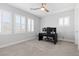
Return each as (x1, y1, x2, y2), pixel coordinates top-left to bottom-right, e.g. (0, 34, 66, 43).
(30, 3, 49, 12)
(40, 7, 45, 11)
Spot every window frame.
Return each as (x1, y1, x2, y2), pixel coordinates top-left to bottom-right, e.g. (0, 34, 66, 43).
(14, 14, 26, 33)
(0, 10, 12, 35)
(59, 16, 70, 27)
(27, 18, 34, 32)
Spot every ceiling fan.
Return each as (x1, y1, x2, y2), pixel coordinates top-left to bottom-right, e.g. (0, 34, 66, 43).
(30, 3, 49, 12)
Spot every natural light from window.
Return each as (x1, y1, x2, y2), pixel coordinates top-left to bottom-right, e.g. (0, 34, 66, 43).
(59, 16, 70, 26)
(64, 16, 70, 26)
(27, 18, 34, 32)
(0, 10, 12, 34)
(59, 17, 63, 26)
(15, 14, 26, 33)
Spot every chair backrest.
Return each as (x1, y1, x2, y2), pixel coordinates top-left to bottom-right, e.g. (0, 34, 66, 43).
(42, 27, 56, 34)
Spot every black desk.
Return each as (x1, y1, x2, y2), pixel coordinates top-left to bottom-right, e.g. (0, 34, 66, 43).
(38, 33, 57, 44)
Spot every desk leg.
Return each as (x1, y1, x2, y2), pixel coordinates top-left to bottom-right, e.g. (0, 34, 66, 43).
(54, 40, 57, 44)
(53, 37, 57, 44)
(39, 36, 43, 41)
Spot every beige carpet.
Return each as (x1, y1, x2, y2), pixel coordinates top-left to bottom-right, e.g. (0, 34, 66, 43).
(0, 39, 79, 56)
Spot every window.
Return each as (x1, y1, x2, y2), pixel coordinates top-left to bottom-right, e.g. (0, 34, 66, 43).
(0, 10, 12, 34)
(0, 10, 1, 32)
(27, 18, 34, 32)
(15, 14, 26, 33)
(27, 18, 31, 32)
(21, 16, 26, 32)
(59, 18, 63, 26)
(59, 16, 70, 26)
(15, 14, 21, 33)
(64, 16, 70, 26)
(31, 19, 34, 32)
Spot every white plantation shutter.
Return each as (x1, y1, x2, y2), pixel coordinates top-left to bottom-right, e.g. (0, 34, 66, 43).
(21, 16, 26, 32)
(15, 14, 26, 33)
(27, 18, 34, 32)
(15, 14, 21, 33)
(0, 10, 12, 34)
(59, 17, 63, 26)
(64, 16, 70, 26)
(2, 10, 12, 34)
(0, 10, 1, 32)
(59, 16, 70, 26)
(31, 19, 34, 32)
(27, 18, 31, 32)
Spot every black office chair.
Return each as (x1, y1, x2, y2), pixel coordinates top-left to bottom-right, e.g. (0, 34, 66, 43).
(43, 27, 57, 40)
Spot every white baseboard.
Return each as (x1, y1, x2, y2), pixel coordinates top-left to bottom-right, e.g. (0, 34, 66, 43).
(0, 36, 36, 48)
(58, 38, 75, 43)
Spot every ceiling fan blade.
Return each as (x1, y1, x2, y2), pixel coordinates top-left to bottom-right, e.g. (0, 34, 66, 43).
(42, 3, 43, 7)
(30, 8, 40, 10)
(45, 8, 49, 12)
(42, 3, 46, 7)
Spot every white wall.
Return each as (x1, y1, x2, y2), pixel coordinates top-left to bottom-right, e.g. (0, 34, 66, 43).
(74, 4, 79, 46)
(0, 4, 40, 48)
(41, 9, 75, 42)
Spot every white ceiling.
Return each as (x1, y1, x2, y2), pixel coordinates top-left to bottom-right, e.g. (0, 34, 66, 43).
(8, 3, 75, 18)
